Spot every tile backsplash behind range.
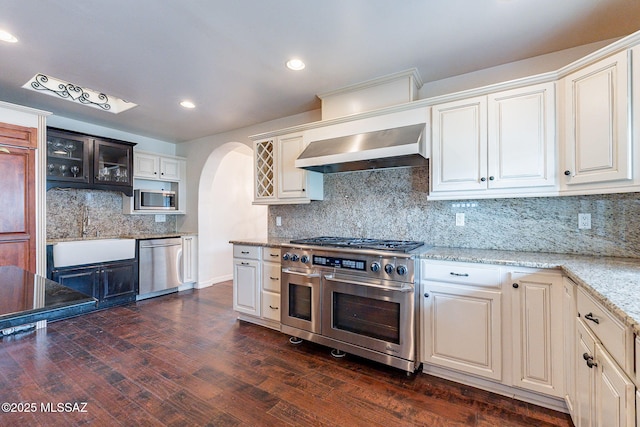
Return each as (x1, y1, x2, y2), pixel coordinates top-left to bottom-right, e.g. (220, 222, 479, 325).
(269, 166, 640, 258)
(47, 189, 176, 240)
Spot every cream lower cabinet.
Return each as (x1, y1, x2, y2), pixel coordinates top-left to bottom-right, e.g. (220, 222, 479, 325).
(421, 261, 502, 381)
(509, 269, 564, 397)
(575, 319, 635, 427)
(233, 245, 260, 317)
(573, 286, 635, 427)
(181, 235, 197, 285)
(232, 244, 281, 330)
(563, 278, 578, 421)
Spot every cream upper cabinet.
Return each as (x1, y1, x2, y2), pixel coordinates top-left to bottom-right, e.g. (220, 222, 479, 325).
(562, 50, 631, 188)
(487, 82, 556, 190)
(431, 96, 487, 193)
(509, 269, 564, 398)
(253, 132, 323, 204)
(430, 82, 556, 198)
(278, 133, 310, 199)
(134, 151, 182, 181)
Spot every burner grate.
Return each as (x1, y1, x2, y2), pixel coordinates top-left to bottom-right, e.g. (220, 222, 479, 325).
(289, 236, 424, 252)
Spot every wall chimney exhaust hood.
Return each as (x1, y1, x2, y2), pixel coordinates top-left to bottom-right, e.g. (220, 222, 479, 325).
(295, 123, 427, 173)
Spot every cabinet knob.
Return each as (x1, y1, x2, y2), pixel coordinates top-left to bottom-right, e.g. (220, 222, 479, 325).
(489, 176, 495, 181)
(480, 177, 486, 182)
(564, 170, 571, 176)
(512, 283, 519, 288)
(424, 292, 429, 298)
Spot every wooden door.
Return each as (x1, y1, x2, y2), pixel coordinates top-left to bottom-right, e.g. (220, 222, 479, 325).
(0, 122, 36, 272)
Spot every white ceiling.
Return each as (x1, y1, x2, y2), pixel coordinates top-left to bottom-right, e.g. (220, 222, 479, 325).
(1, 0, 639, 143)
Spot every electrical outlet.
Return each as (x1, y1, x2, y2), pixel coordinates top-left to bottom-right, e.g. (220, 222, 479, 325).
(578, 213, 591, 230)
(155, 214, 166, 223)
(276, 216, 282, 227)
(456, 212, 465, 226)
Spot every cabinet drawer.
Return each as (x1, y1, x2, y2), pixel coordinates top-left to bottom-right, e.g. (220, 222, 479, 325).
(233, 245, 260, 260)
(421, 260, 501, 288)
(262, 291, 281, 322)
(262, 247, 282, 262)
(577, 287, 629, 369)
(262, 261, 281, 293)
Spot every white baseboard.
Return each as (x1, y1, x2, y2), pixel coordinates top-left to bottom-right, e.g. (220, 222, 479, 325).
(196, 274, 233, 289)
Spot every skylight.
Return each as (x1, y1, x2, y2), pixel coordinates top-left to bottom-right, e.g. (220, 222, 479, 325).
(22, 73, 137, 114)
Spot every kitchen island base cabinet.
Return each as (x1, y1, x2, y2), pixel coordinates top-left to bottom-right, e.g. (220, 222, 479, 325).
(232, 244, 281, 330)
(51, 260, 137, 309)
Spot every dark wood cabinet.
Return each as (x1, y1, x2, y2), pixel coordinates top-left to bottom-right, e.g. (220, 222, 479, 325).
(50, 259, 138, 309)
(46, 127, 135, 196)
(0, 122, 36, 273)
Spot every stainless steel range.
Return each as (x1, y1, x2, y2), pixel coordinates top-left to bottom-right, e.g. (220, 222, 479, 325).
(280, 236, 424, 373)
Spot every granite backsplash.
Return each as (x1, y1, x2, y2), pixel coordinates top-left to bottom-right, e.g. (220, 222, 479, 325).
(47, 188, 176, 240)
(268, 166, 640, 258)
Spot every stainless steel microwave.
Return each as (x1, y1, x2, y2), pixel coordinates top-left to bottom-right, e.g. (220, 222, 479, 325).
(134, 189, 176, 210)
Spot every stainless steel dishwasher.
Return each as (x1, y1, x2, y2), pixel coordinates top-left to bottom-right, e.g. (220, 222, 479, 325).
(137, 237, 183, 300)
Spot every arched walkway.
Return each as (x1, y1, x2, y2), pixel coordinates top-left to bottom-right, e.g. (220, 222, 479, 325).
(196, 142, 267, 287)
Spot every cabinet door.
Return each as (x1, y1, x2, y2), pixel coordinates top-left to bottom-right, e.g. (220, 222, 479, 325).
(488, 82, 556, 189)
(94, 138, 133, 187)
(100, 261, 136, 301)
(510, 271, 564, 397)
(563, 50, 631, 185)
(233, 258, 260, 316)
(46, 128, 91, 184)
(160, 157, 181, 181)
(563, 278, 578, 421)
(422, 281, 502, 380)
(595, 342, 635, 427)
(0, 141, 36, 272)
(576, 319, 596, 427)
(181, 236, 197, 284)
(254, 138, 276, 200)
(277, 133, 307, 199)
(52, 266, 99, 299)
(134, 152, 159, 179)
(431, 96, 487, 192)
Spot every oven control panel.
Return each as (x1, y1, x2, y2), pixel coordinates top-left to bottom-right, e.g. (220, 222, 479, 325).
(281, 247, 414, 282)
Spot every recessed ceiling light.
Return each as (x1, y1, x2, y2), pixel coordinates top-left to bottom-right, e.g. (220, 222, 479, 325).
(180, 100, 196, 109)
(286, 58, 305, 71)
(0, 30, 18, 43)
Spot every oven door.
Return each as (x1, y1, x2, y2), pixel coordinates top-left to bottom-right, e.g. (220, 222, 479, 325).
(322, 273, 415, 361)
(281, 268, 321, 334)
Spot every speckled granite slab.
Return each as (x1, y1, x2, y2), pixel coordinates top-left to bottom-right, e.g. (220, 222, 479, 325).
(228, 237, 292, 248)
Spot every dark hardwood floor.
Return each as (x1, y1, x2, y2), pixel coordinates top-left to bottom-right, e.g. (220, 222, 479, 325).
(0, 281, 573, 426)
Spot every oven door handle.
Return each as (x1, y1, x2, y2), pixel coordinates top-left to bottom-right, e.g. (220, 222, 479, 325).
(323, 274, 414, 292)
(281, 268, 320, 279)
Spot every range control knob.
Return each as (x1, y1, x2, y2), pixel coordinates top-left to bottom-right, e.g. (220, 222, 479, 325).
(282, 253, 291, 261)
(300, 255, 309, 264)
(384, 264, 395, 275)
(370, 262, 381, 273)
(396, 265, 408, 276)
(291, 254, 300, 262)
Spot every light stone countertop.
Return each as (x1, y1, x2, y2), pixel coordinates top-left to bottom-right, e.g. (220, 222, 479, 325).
(47, 232, 197, 245)
(230, 239, 640, 335)
(420, 247, 640, 336)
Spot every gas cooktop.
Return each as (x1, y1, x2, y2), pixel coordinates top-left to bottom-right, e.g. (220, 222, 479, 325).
(289, 236, 425, 253)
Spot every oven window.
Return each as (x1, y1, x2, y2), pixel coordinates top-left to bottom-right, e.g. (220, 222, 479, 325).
(289, 284, 312, 321)
(332, 292, 400, 344)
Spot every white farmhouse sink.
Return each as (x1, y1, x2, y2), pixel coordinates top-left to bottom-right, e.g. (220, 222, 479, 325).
(52, 239, 136, 268)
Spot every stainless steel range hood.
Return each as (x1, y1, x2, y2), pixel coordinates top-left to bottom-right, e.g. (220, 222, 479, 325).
(295, 123, 427, 173)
